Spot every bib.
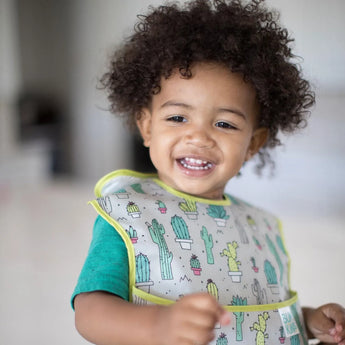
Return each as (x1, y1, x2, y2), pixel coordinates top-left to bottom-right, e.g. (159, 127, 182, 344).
(90, 170, 308, 345)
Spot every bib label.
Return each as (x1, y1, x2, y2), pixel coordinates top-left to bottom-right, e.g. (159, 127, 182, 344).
(279, 306, 300, 337)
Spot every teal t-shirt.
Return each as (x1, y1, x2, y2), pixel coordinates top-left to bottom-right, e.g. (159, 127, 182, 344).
(71, 215, 129, 309)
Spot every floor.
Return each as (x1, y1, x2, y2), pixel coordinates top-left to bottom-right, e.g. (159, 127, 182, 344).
(1, 179, 344, 345)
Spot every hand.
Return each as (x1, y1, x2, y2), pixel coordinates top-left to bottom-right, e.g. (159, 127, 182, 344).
(155, 292, 231, 345)
(304, 304, 345, 344)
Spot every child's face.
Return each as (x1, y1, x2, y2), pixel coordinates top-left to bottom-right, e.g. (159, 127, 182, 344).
(137, 62, 268, 200)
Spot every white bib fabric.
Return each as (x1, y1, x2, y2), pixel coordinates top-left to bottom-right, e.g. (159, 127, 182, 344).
(90, 170, 308, 345)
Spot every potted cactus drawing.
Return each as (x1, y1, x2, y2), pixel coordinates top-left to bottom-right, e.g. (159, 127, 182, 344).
(206, 205, 229, 227)
(279, 326, 286, 344)
(171, 215, 193, 249)
(156, 200, 167, 214)
(250, 257, 259, 273)
(220, 241, 242, 282)
(114, 188, 129, 199)
(178, 199, 198, 219)
(216, 333, 228, 345)
(190, 254, 202, 275)
(135, 253, 154, 293)
(126, 225, 138, 243)
(264, 260, 279, 294)
(126, 201, 141, 218)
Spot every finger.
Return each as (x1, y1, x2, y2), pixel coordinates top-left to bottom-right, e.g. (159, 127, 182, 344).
(322, 304, 345, 322)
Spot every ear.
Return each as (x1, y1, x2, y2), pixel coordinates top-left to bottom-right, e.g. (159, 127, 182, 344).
(136, 108, 152, 147)
(245, 127, 269, 161)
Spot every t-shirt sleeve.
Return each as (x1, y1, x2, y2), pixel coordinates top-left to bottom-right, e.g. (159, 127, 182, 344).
(71, 215, 129, 309)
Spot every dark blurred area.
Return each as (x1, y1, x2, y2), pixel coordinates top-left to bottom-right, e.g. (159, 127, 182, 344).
(17, 93, 66, 174)
(13, 0, 72, 176)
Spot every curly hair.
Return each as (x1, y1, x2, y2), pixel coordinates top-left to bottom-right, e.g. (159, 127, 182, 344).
(100, 0, 315, 172)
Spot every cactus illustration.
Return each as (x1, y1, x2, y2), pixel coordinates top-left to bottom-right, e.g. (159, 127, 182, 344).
(216, 333, 228, 345)
(232, 295, 247, 341)
(178, 199, 198, 219)
(221, 241, 242, 282)
(235, 217, 249, 244)
(276, 234, 287, 255)
(252, 236, 262, 250)
(264, 218, 272, 231)
(250, 312, 270, 345)
(190, 254, 201, 275)
(146, 219, 173, 280)
(171, 215, 193, 249)
(127, 201, 141, 218)
(156, 200, 167, 214)
(206, 205, 229, 226)
(135, 253, 154, 297)
(252, 278, 267, 305)
(135, 253, 151, 283)
(131, 183, 145, 194)
(266, 234, 284, 286)
(200, 226, 214, 264)
(247, 215, 258, 231)
(264, 260, 279, 294)
(290, 335, 300, 345)
(279, 326, 286, 344)
(250, 257, 259, 272)
(264, 260, 277, 284)
(98, 196, 112, 214)
(126, 225, 138, 243)
(206, 279, 218, 300)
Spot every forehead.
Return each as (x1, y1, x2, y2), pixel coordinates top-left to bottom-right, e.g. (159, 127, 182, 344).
(151, 62, 259, 120)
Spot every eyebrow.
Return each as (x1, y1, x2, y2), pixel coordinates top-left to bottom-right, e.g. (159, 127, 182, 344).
(160, 100, 246, 119)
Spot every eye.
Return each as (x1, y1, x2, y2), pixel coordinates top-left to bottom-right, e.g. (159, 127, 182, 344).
(215, 121, 237, 130)
(167, 115, 186, 123)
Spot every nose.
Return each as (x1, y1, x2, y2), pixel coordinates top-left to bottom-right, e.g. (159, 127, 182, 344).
(184, 125, 215, 149)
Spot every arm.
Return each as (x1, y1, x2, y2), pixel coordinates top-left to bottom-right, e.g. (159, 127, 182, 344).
(302, 304, 345, 345)
(75, 291, 230, 345)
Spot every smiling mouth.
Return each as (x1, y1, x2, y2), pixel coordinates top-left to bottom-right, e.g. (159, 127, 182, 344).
(178, 157, 214, 170)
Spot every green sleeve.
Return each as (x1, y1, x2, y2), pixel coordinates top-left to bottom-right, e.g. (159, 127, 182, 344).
(71, 215, 129, 309)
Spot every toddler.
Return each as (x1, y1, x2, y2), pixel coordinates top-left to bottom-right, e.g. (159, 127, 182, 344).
(72, 1, 345, 345)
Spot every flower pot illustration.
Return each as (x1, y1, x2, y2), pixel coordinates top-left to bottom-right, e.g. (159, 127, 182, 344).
(178, 199, 198, 219)
(114, 188, 129, 199)
(206, 205, 229, 227)
(171, 215, 193, 250)
(221, 241, 242, 283)
(279, 326, 286, 344)
(127, 201, 141, 218)
(156, 200, 167, 214)
(190, 254, 202, 275)
(228, 271, 242, 282)
(126, 225, 138, 244)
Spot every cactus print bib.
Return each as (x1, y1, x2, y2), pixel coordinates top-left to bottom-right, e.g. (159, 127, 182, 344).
(90, 170, 308, 345)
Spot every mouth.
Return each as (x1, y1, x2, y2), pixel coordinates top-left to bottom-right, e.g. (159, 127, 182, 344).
(177, 157, 215, 171)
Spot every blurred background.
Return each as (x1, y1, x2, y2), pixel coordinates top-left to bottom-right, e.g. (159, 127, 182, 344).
(0, 0, 344, 344)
